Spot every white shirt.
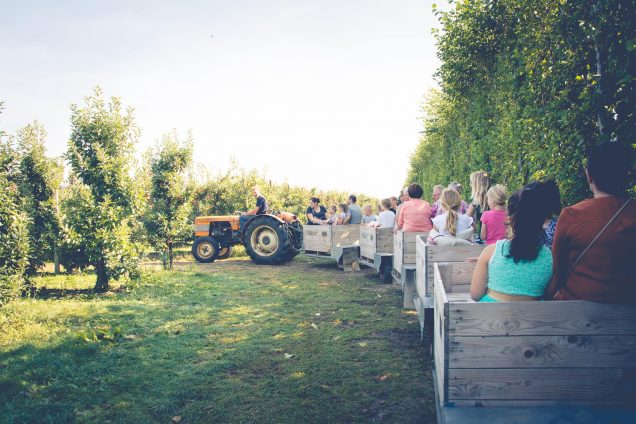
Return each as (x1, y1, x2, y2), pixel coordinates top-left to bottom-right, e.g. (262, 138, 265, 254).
(431, 212, 473, 237)
(377, 210, 396, 228)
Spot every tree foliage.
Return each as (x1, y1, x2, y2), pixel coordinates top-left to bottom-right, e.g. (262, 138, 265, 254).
(409, 0, 635, 205)
(191, 163, 378, 224)
(66, 88, 140, 291)
(15, 122, 63, 277)
(0, 103, 29, 304)
(143, 131, 194, 269)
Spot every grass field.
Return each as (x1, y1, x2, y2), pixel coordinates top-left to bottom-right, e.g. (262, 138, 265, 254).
(0, 256, 435, 423)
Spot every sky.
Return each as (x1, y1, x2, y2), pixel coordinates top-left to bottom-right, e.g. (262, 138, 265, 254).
(1, 0, 447, 198)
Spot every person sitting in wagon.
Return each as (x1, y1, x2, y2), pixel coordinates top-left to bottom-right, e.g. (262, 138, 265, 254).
(370, 198, 396, 228)
(306, 197, 328, 225)
(470, 184, 553, 302)
(333, 203, 349, 225)
(396, 183, 433, 233)
(545, 143, 636, 303)
(361, 204, 377, 224)
(344, 194, 362, 224)
(240, 186, 268, 229)
(428, 188, 474, 245)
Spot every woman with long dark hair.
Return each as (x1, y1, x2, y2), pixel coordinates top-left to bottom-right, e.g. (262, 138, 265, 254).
(470, 184, 553, 302)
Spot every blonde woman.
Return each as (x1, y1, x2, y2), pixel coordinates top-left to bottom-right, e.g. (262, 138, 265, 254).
(467, 171, 490, 219)
(431, 189, 473, 241)
(480, 184, 508, 245)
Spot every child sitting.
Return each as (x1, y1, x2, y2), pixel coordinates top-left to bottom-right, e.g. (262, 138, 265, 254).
(428, 189, 473, 245)
(361, 204, 377, 224)
(370, 198, 396, 228)
(333, 203, 348, 225)
(326, 205, 338, 225)
(480, 184, 508, 245)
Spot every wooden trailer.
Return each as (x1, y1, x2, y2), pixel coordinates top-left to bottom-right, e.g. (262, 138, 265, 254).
(432, 261, 636, 424)
(359, 226, 394, 282)
(392, 230, 428, 309)
(414, 235, 484, 334)
(303, 224, 361, 271)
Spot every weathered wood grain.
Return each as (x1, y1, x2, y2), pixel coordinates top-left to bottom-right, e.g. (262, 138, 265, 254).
(332, 224, 360, 247)
(449, 335, 636, 368)
(448, 301, 636, 336)
(360, 226, 393, 258)
(421, 244, 484, 298)
(447, 367, 636, 401)
(434, 266, 449, 404)
(394, 230, 428, 274)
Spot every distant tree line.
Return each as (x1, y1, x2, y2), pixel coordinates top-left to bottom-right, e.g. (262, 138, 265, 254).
(0, 90, 377, 301)
(408, 0, 635, 205)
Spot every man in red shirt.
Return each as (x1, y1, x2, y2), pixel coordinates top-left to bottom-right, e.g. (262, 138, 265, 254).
(545, 143, 635, 303)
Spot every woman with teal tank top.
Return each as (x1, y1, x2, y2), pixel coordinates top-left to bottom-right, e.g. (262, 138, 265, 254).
(471, 185, 553, 302)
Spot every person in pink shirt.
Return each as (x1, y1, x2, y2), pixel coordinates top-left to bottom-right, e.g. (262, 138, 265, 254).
(396, 183, 433, 232)
(480, 184, 508, 244)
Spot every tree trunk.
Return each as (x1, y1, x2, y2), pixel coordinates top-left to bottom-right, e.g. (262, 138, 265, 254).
(94, 259, 109, 292)
(53, 244, 60, 275)
(168, 240, 173, 270)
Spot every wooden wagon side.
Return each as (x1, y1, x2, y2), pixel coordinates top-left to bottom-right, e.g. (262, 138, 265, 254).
(392, 230, 428, 309)
(303, 225, 361, 270)
(433, 262, 636, 423)
(413, 238, 483, 334)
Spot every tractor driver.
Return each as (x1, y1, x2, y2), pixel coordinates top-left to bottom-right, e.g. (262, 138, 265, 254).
(240, 186, 268, 230)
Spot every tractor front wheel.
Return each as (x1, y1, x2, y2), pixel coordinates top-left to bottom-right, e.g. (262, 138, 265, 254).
(192, 236, 220, 263)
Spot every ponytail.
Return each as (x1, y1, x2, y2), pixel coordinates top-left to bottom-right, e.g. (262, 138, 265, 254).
(447, 208, 458, 236)
(440, 188, 462, 236)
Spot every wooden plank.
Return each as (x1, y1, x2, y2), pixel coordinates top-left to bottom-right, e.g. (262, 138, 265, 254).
(434, 263, 449, 405)
(424, 244, 484, 297)
(304, 241, 332, 252)
(448, 301, 636, 336)
(445, 399, 636, 408)
(447, 368, 636, 401)
(333, 224, 360, 247)
(393, 232, 403, 272)
(415, 235, 427, 301)
(449, 335, 636, 369)
(359, 225, 375, 258)
(303, 226, 332, 253)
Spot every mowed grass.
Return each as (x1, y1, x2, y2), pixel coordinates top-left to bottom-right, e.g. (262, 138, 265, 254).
(0, 257, 435, 423)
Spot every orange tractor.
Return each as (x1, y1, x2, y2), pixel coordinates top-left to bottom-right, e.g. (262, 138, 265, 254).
(192, 212, 303, 265)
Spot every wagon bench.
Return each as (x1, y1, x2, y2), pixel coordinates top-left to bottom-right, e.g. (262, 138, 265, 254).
(358, 225, 394, 282)
(392, 230, 428, 309)
(303, 224, 361, 271)
(432, 261, 636, 424)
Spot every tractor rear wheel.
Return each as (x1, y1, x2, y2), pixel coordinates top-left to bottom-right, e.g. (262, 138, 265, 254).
(243, 215, 293, 265)
(192, 236, 220, 263)
(218, 246, 233, 260)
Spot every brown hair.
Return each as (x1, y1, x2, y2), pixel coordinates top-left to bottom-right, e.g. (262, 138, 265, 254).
(381, 198, 391, 209)
(440, 189, 462, 236)
(338, 203, 348, 213)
